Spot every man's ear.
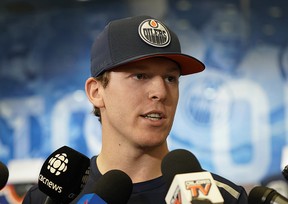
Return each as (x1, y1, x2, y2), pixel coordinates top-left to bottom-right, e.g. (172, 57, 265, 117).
(85, 77, 105, 108)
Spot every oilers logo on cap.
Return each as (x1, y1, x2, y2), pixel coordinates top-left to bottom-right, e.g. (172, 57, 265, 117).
(138, 19, 171, 47)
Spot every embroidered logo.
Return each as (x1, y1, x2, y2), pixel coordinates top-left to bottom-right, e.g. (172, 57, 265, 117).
(138, 19, 171, 47)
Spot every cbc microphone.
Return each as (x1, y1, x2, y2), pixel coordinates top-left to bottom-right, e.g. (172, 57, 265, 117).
(38, 146, 90, 204)
(161, 149, 224, 204)
(73, 169, 133, 204)
(248, 186, 288, 204)
(0, 161, 9, 190)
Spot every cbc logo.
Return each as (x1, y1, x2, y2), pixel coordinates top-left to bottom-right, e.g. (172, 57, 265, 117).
(47, 153, 68, 176)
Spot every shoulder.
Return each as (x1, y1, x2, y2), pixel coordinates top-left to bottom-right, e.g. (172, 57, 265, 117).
(89, 156, 102, 180)
(211, 173, 248, 204)
(22, 184, 47, 204)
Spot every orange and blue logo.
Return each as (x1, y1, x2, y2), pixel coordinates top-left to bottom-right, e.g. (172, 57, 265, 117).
(138, 19, 171, 48)
(185, 179, 212, 198)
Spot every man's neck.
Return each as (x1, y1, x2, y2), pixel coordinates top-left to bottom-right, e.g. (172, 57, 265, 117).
(96, 144, 169, 183)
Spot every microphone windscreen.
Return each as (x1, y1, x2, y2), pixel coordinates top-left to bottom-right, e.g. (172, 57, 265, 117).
(282, 165, 288, 181)
(0, 161, 9, 190)
(248, 186, 276, 204)
(91, 169, 133, 204)
(38, 146, 90, 203)
(161, 149, 202, 187)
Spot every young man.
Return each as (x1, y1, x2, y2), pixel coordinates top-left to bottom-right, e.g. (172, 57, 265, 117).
(23, 16, 248, 203)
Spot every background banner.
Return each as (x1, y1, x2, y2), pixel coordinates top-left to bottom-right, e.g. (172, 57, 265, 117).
(0, 0, 288, 202)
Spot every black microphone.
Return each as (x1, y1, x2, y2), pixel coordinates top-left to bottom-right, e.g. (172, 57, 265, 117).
(248, 186, 288, 204)
(38, 146, 90, 204)
(73, 169, 133, 204)
(0, 161, 9, 190)
(161, 148, 202, 190)
(161, 149, 223, 204)
(282, 165, 288, 181)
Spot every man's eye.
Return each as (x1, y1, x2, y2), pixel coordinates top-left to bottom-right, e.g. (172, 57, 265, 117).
(166, 76, 178, 83)
(133, 74, 146, 80)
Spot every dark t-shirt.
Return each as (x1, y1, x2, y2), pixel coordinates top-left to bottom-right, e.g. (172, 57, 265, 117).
(22, 156, 248, 203)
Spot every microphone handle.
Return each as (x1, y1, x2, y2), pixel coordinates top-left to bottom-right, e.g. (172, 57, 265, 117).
(44, 196, 58, 204)
(192, 199, 213, 204)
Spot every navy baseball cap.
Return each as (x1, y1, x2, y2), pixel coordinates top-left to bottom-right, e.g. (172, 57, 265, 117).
(90, 15, 205, 77)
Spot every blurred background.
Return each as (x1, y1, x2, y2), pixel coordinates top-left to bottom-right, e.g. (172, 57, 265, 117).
(0, 0, 288, 203)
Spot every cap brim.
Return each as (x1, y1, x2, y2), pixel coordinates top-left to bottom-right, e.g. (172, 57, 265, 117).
(103, 53, 205, 76)
(152, 53, 205, 75)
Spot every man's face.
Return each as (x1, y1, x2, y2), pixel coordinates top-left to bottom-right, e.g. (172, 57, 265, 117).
(100, 57, 180, 148)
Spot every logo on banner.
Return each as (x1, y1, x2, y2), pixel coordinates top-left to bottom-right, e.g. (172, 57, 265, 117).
(185, 179, 212, 198)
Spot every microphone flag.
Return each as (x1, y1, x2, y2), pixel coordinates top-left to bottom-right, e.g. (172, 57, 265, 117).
(165, 172, 224, 204)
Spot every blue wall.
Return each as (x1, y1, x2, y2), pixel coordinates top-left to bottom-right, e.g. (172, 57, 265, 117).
(1, 0, 288, 187)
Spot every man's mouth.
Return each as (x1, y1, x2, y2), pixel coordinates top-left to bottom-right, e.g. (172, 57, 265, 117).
(142, 113, 163, 121)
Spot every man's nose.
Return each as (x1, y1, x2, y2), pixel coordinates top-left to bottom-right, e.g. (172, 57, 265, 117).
(148, 77, 167, 101)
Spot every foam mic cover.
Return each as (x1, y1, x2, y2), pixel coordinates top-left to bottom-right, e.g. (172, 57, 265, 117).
(38, 146, 90, 203)
(74, 169, 133, 204)
(0, 161, 9, 190)
(282, 165, 288, 181)
(248, 186, 288, 204)
(161, 149, 202, 190)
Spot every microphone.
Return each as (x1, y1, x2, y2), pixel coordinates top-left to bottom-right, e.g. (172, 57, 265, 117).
(248, 186, 288, 204)
(0, 161, 9, 190)
(161, 149, 224, 204)
(282, 165, 288, 181)
(38, 146, 90, 204)
(74, 169, 133, 204)
(192, 200, 213, 204)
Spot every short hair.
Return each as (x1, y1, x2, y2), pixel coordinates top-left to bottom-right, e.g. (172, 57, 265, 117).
(92, 71, 110, 122)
